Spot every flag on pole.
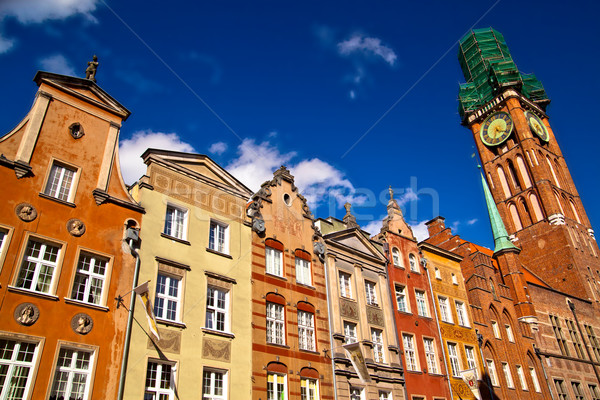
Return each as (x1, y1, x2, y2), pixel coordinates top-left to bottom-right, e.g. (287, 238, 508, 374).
(343, 342, 371, 382)
(460, 367, 481, 400)
(134, 281, 160, 341)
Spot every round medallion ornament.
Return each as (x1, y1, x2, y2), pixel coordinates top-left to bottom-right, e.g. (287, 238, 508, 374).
(524, 111, 549, 142)
(15, 203, 37, 222)
(71, 313, 93, 335)
(69, 123, 85, 139)
(14, 303, 40, 326)
(480, 112, 514, 147)
(66, 218, 86, 237)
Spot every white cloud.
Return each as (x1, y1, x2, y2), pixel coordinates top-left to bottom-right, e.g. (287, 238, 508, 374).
(467, 218, 479, 225)
(208, 141, 228, 155)
(292, 158, 355, 208)
(362, 220, 381, 236)
(397, 188, 418, 206)
(0, 0, 99, 53)
(119, 130, 195, 184)
(39, 54, 75, 75)
(337, 34, 397, 66)
(267, 131, 278, 138)
(409, 220, 430, 242)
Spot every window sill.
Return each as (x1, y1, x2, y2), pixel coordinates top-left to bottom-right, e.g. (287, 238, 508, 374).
(406, 370, 423, 375)
(160, 233, 190, 246)
(396, 310, 412, 315)
(206, 248, 232, 259)
(8, 286, 59, 301)
(202, 328, 235, 339)
(38, 192, 76, 207)
(265, 272, 287, 281)
(442, 321, 455, 325)
(340, 296, 355, 302)
(366, 303, 380, 308)
(156, 318, 186, 329)
(296, 282, 315, 289)
(266, 342, 290, 349)
(64, 298, 109, 311)
(299, 348, 319, 355)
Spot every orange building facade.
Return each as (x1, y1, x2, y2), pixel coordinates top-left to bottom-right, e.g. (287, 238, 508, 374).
(0, 72, 143, 399)
(248, 166, 334, 400)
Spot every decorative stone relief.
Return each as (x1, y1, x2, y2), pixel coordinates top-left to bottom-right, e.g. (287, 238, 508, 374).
(69, 123, 84, 139)
(14, 303, 39, 326)
(71, 313, 93, 335)
(66, 218, 86, 237)
(366, 306, 384, 327)
(548, 213, 565, 225)
(202, 338, 231, 362)
(339, 298, 358, 320)
(147, 328, 181, 353)
(313, 242, 325, 263)
(252, 217, 265, 234)
(15, 203, 37, 222)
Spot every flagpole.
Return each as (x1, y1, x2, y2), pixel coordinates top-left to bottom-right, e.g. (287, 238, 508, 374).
(117, 231, 141, 400)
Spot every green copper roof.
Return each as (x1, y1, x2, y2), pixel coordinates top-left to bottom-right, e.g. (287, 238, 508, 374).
(458, 28, 550, 120)
(480, 170, 519, 254)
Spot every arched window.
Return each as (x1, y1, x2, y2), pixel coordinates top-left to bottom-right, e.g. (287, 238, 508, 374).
(392, 248, 402, 268)
(546, 156, 561, 188)
(569, 199, 581, 224)
(554, 191, 565, 215)
(507, 160, 522, 191)
(497, 166, 511, 198)
(487, 172, 495, 189)
(516, 155, 532, 188)
(529, 193, 544, 222)
(409, 254, 418, 272)
(520, 198, 532, 227)
(509, 203, 523, 231)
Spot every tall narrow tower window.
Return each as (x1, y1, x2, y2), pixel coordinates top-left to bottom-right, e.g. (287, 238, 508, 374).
(509, 203, 523, 231)
(554, 191, 565, 215)
(516, 155, 532, 188)
(506, 160, 522, 191)
(546, 156, 561, 188)
(520, 198, 532, 226)
(569, 199, 581, 224)
(497, 166, 511, 198)
(529, 193, 544, 222)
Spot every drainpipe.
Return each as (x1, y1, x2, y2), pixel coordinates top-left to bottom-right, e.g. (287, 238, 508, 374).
(533, 345, 555, 400)
(476, 331, 495, 400)
(566, 298, 600, 385)
(321, 248, 339, 400)
(117, 227, 141, 400)
(422, 256, 454, 400)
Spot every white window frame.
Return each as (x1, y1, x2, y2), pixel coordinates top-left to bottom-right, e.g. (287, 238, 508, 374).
(409, 253, 418, 272)
(344, 321, 358, 344)
(402, 333, 418, 371)
(502, 362, 514, 388)
(465, 345, 477, 370)
(267, 372, 287, 400)
(423, 338, 438, 374)
(0, 337, 40, 400)
(505, 324, 514, 342)
(451, 273, 458, 285)
(0, 225, 13, 273)
(378, 390, 392, 400)
(300, 377, 318, 400)
(206, 286, 229, 332)
(491, 320, 501, 339)
(392, 248, 402, 267)
(15, 236, 63, 295)
(487, 359, 499, 386)
(208, 220, 229, 254)
(266, 246, 284, 277)
(295, 257, 311, 286)
(438, 296, 452, 323)
(163, 204, 188, 240)
(339, 271, 352, 298)
(516, 365, 527, 391)
(434, 267, 441, 280)
(455, 300, 469, 327)
(447, 342, 461, 377)
(365, 280, 378, 306)
(145, 359, 176, 400)
(395, 284, 409, 313)
(266, 302, 285, 345)
(529, 367, 541, 392)
(350, 386, 365, 400)
(298, 310, 315, 352)
(372, 328, 385, 363)
(154, 273, 182, 323)
(49, 345, 95, 400)
(202, 368, 227, 400)
(44, 160, 79, 202)
(70, 250, 111, 306)
(415, 290, 429, 317)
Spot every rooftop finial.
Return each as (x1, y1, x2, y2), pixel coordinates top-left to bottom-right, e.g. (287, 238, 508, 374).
(343, 202, 358, 228)
(389, 185, 394, 200)
(85, 55, 98, 82)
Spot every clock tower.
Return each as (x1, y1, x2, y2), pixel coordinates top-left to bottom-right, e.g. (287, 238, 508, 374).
(458, 28, 600, 301)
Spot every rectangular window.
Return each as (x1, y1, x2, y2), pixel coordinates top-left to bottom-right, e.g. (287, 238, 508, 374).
(434, 267, 441, 279)
(365, 281, 378, 306)
(487, 359, 499, 386)
(298, 311, 315, 352)
(0, 228, 8, 258)
(0, 338, 39, 400)
(550, 315, 569, 356)
(465, 346, 477, 370)
(502, 362, 514, 388)
(267, 372, 286, 400)
(70, 252, 109, 305)
(206, 286, 228, 332)
(339, 271, 352, 298)
(154, 274, 182, 322)
(16, 238, 61, 294)
(447, 343, 460, 377)
(295, 257, 311, 286)
(415, 290, 428, 317)
(529, 367, 541, 392)
(505, 324, 515, 342)
(45, 162, 76, 201)
(451, 273, 458, 285)
(566, 319, 585, 359)
(491, 321, 501, 339)
(163, 205, 187, 240)
(300, 378, 318, 400)
(455, 301, 469, 327)
(350, 387, 364, 400)
(202, 368, 227, 400)
(515, 365, 527, 391)
(145, 360, 175, 400)
(371, 329, 385, 363)
(589, 384, 600, 400)
(571, 381, 584, 400)
(208, 220, 229, 254)
(438, 296, 452, 323)
(50, 346, 95, 400)
(344, 321, 357, 344)
(423, 338, 438, 374)
(585, 325, 600, 362)
(266, 247, 284, 277)
(266, 303, 285, 345)
(554, 379, 568, 400)
(378, 390, 392, 400)
(395, 285, 408, 313)
(402, 334, 418, 371)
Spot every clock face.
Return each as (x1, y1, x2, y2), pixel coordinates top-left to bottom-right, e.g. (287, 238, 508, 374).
(480, 112, 514, 147)
(525, 111, 549, 142)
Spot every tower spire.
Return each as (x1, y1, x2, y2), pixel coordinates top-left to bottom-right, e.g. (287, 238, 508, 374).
(479, 168, 519, 254)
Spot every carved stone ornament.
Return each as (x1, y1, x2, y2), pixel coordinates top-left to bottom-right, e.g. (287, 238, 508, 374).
(71, 313, 93, 335)
(69, 122, 84, 139)
(66, 218, 86, 237)
(252, 217, 265, 234)
(14, 303, 39, 326)
(15, 203, 37, 222)
(313, 242, 325, 263)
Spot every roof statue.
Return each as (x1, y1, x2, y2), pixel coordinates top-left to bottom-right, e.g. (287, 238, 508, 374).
(85, 55, 99, 82)
(343, 202, 358, 228)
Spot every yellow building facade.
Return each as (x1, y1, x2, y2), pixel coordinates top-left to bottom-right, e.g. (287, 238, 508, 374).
(124, 149, 254, 399)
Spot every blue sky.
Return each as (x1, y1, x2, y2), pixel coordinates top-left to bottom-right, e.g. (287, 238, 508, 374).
(1, 0, 599, 247)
